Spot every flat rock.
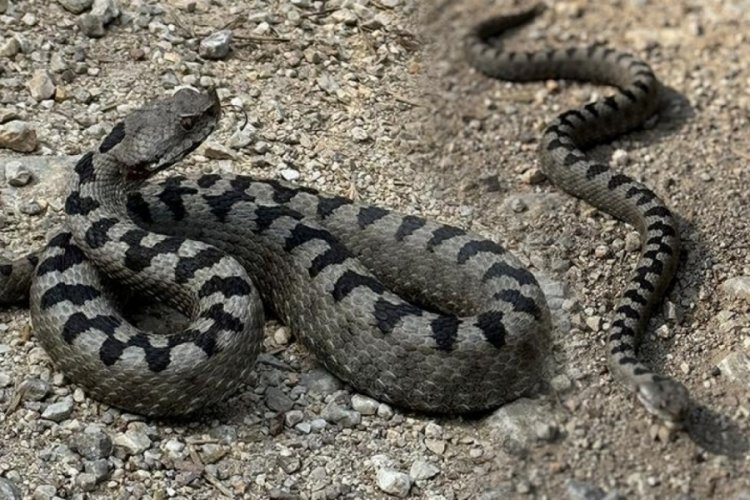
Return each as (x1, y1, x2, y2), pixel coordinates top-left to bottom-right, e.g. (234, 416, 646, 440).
(57, 0, 93, 14)
(485, 398, 562, 450)
(722, 276, 750, 303)
(718, 351, 750, 387)
(0, 121, 38, 152)
(199, 30, 233, 59)
(376, 468, 412, 497)
(41, 398, 74, 422)
(0, 478, 22, 500)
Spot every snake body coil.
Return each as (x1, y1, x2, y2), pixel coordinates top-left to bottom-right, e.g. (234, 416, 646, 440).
(0, 5, 688, 423)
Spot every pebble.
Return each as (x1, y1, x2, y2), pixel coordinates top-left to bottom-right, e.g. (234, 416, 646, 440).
(722, 276, 750, 303)
(300, 369, 342, 396)
(624, 231, 641, 252)
(350, 126, 369, 142)
(521, 167, 546, 184)
(91, 0, 119, 24)
(79, 14, 105, 38)
(75, 473, 98, 492)
(5, 160, 33, 186)
(376, 468, 412, 498)
(594, 245, 610, 259)
(585, 315, 602, 331)
(351, 394, 379, 415)
(550, 374, 572, 392)
(566, 479, 606, 500)
(265, 386, 294, 412)
(486, 398, 561, 450)
(284, 409, 304, 427)
(0, 121, 38, 152)
(0, 372, 10, 387)
(199, 30, 233, 60)
(510, 197, 528, 213)
(321, 401, 361, 427)
(57, 0, 93, 14)
(114, 429, 152, 455)
(0, 478, 22, 500)
(409, 459, 439, 481)
(41, 398, 74, 422)
(423, 438, 445, 455)
(84, 458, 111, 483)
(203, 142, 237, 160)
(611, 148, 629, 166)
(377, 403, 394, 419)
(69, 428, 113, 459)
(280, 168, 300, 181)
(20, 377, 50, 401)
(32, 484, 56, 500)
(273, 326, 292, 345)
(718, 351, 750, 387)
(0, 37, 21, 57)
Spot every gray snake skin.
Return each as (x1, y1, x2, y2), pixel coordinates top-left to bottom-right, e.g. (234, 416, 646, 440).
(0, 5, 689, 423)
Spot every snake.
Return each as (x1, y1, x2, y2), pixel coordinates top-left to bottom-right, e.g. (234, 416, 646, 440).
(0, 4, 689, 423)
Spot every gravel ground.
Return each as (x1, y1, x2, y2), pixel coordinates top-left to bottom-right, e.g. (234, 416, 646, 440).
(1, 0, 749, 498)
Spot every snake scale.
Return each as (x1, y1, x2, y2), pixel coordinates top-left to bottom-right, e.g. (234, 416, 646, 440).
(0, 5, 689, 423)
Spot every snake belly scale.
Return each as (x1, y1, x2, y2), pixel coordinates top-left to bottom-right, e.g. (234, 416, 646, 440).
(0, 4, 689, 423)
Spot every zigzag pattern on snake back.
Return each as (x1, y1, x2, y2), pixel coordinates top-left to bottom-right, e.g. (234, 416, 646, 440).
(0, 4, 689, 423)
(464, 4, 689, 422)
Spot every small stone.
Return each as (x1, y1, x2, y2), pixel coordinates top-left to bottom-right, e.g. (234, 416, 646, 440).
(321, 401, 361, 427)
(84, 458, 111, 483)
(273, 326, 292, 345)
(309, 418, 327, 432)
(294, 422, 311, 434)
(20, 377, 50, 401)
(718, 351, 750, 386)
(228, 127, 256, 149)
(285, 409, 304, 427)
(114, 429, 152, 455)
(624, 231, 641, 252)
(32, 484, 57, 500)
(550, 374, 572, 392)
(79, 14, 105, 38)
(199, 30, 233, 60)
(42, 398, 74, 422)
(424, 422, 443, 438)
(594, 245, 610, 259)
(57, 0, 93, 14)
(164, 438, 185, 459)
(566, 479, 606, 500)
(377, 403, 394, 419)
(203, 142, 236, 160)
(5, 160, 33, 186)
(91, 0, 119, 24)
(0, 478, 22, 500)
(265, 386, 294, 413)
(0, 37, 21, 58)
(22, 13, 38, 26)
(611, 149, 629, 166)
(351, 394, 379, 415)
(75, 473, 98, 492)
(0, 372, 10, 387)
(510, 197, 527, 213)
(0, 121, 38, 152)
(350, 127, 369, 142)
(409, 459, 439, 481)
(70, 428, 113, 459)
(534, 422, 559, 442)
(279, 168, 300, 181)
(424, 438, 445, 455)
(253, 141, 270, 154)
(722, 276, 750, 303)
(376, 468, 412, 498)
(300, 369, 342, 396)
(200, 443, 228, 464)
(521, 167, 546, 184)
(586, 315, 602, 331)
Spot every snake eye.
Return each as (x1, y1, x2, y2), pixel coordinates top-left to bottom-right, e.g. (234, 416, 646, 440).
(180, 116, 195, 131)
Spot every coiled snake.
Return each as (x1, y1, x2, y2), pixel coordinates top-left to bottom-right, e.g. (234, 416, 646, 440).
(0, 5, 689, 423)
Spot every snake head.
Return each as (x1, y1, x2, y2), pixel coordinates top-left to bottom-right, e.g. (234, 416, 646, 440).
(100, 88, 221, 181)
(637, 377, 690, 425)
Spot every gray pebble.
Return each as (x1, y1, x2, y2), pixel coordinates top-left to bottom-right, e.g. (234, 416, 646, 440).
(91, 0, 119, 24)
(84, 458, 111, 483)
(27, 71, 55, 102)
(75, 472, 98, 492)
(113, 429, 151, 455)
(409, 459, 439, 481)
(321, 401, 361, 428)
(376, 468, 412, 498)
(5, 160, 33, 186)
(300, 369, 342, 396)
(566, 479, 606, 500)
(0, 372, 10, 388)
(41, 398, 74, 422)
(199, 30, 233, 60)
(285, 409, 304, 427)
(265, 386, 294, 412)
(57, 0, 93, 14)
(350, 394, 379, 415)
(79, 14, 105, 38)
(31, 484, 56, 500)
(69, 429, 113, 459)
(722, 276, 750, 303)
(20, 377, 50, 401)
(0, 478, 21, 500)
(0, 121, 38, 152)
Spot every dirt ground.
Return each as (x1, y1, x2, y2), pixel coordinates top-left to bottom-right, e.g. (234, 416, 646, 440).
(1, 0, 749, 498)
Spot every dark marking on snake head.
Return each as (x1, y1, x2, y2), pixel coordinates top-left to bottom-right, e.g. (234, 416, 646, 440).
(357, 206, 389, 229)
(332, 271, 385, 302)
(74, 152, 96, 184)
(373, 298, 423, 334)
(40, 283, 100, 308)
(426, 226, 466, 251)
(395, 215, 426, 241)
(430, 315, 460, 351)
(475, 311, 506, 349)
(99, 122, 126, 153)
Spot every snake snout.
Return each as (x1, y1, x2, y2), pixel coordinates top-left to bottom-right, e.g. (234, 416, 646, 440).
(637, 378, 690, 424)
